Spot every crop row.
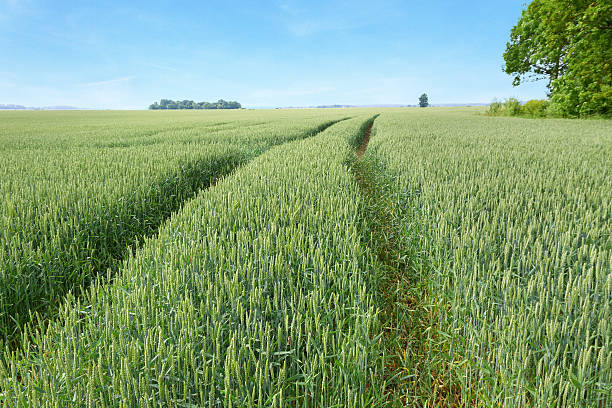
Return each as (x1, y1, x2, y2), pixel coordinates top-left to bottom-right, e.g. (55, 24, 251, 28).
(362, 109, 611, 407)
(0, 115, 388, 406)
(0, 110, 347, 344)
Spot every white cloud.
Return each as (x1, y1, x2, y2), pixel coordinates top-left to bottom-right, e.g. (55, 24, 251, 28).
(78, 76, 135, 88)
(275, 0, 359, 37)
(284, 18, 355, 37)
(243, 84, 338, 106)
(276, 0, 302, 17)
(248, 85, 336, 99)
(0, 0, 32, 21)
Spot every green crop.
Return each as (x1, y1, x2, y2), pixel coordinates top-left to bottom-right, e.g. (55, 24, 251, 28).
(1, 107, 609, 407)
(362, 108, 611, 407)
(0, 115, 389, 407)
(0, 110, 347, 344)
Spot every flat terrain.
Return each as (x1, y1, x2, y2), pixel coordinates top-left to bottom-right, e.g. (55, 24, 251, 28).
(0, 108, 610, 407)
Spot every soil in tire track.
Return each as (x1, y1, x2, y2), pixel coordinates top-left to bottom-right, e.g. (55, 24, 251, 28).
(356, 120, 373, 158)
(352, 115, 461, 406)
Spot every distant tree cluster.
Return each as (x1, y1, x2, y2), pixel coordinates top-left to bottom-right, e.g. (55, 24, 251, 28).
(149, 99, 241, 110)
(503, 0, 611, 117)
(0, 104, 28, 110)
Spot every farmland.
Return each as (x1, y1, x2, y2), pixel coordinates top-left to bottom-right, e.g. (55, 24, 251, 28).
(361, 109, 611, 406)
(0, 108, 610, 407)
(0, 110, 348, 344)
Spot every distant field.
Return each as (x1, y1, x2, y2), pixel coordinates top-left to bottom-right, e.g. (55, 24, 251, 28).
(0, 108, 609, 407)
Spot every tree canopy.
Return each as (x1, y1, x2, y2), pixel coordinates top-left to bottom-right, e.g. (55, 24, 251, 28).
(503, 0, 611, 117)
(419, 93, 429, 107)
(149, 99, 241, 110)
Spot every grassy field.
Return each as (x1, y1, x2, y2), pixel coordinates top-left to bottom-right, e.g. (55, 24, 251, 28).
(0, 108, 609, 406)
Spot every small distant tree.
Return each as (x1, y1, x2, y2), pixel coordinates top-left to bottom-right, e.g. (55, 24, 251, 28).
(419, 93, 429, 107)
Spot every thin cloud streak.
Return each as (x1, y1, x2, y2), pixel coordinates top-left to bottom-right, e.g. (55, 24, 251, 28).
(248, 86, 336, 98)
(79, 77, 135, 88)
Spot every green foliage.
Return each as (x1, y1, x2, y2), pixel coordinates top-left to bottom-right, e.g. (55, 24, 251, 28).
(487, 98, 525, 117)
(503, 97, 522, 116)
(503, 0, 571, 88)
(487, 101, 503, 116)
(522, 99, 550, 117)
(488, 98, 551, 118)
(419, 93, 429, 107)
(503, 0, 612, 117)
(549, 2, 612, 117)
(150, 98, 242, 109)
(0, 116, 388, 406)
(366, 109, 612, 406)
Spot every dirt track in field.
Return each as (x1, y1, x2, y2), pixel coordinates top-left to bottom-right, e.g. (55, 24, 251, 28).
(356, 121, 373, 158)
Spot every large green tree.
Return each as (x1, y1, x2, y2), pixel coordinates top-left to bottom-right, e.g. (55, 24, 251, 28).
(503, 0, 611, 117)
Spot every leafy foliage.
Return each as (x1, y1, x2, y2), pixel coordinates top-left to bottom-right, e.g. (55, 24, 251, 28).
(522, 99, 550, 117)
(486, 98, 523, 117)
(419, 93, 429, 107)
(150, 98, 241, 109)
(487, 100, 504, 115)
(488, 99, 551, 118)
(503, 0, 611, 117)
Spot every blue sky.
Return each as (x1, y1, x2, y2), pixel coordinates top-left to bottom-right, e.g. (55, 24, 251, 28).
(0, 0, 548, 109)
